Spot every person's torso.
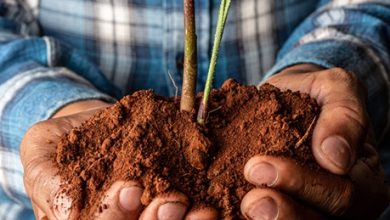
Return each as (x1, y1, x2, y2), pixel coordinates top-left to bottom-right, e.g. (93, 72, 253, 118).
(35, 0, 319, 95)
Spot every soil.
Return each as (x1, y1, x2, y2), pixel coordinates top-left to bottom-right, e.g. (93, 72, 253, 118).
(55, 79, 325, 219)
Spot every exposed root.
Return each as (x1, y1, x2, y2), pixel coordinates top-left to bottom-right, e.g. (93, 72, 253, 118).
(206, 106, 222, 121)
(295, 116, 317, 148)
(167, 70, 179, 97)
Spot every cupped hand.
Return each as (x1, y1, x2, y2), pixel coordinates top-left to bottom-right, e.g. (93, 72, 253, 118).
(241, 65, 390, 220)
(21, 100, 218, 220)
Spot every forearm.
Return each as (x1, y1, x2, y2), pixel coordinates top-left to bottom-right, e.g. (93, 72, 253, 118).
(52, 100, 111, 118)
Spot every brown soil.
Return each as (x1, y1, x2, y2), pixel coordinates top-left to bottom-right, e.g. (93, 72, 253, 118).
(55, 79, 324, 219)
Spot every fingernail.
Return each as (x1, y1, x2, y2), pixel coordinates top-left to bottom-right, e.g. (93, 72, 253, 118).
(247, 197, 278, 220)
(248, 162, 278, 186)
(321, 136, 352, 170)
(119, 186, 143, 212)
(158, 202, 187, 220)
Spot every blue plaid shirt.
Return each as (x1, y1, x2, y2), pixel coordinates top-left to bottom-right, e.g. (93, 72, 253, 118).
(1, 0, 390, 219)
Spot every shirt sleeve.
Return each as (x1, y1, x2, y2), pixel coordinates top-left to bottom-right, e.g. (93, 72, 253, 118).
(265, 1, 390, 142)
(0, 1, 121, 219)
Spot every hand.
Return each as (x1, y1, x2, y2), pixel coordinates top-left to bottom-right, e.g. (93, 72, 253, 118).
(240, 65, 390, 219)
(21, 100, 218, 220)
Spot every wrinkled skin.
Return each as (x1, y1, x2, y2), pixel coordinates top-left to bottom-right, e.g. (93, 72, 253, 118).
(21, 65, 389, 220)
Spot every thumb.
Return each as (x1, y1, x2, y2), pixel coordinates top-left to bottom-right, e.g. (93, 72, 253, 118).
(267, 66, 368, 174)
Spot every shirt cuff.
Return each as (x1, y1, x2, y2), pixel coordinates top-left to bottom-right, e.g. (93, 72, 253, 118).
(0, 67, 116, 151)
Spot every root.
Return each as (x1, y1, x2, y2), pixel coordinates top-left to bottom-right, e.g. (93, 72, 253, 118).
(167, 70, 179, 97)
(206, 106, 222, 121)
(295, 116, 317, 148)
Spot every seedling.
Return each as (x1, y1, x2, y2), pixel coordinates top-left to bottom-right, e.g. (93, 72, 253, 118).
(180, 0, 197, 112)
(197, 0, 231, 125)
(180, 0, 232, 126)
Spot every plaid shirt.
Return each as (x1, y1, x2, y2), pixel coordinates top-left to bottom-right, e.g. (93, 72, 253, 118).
(1, 0, 390, 219)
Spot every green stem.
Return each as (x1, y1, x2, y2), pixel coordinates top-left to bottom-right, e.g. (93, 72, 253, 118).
(197, 0, 231, 125)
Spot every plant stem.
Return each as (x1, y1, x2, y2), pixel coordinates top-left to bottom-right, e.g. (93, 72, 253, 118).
(180, 0, 198, 112)
(197, 0, 231, 125)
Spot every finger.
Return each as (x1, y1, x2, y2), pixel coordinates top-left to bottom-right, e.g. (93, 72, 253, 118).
(244, 155, 353, 216)
(241, 188, 327, 220)
(267, 68, 367, 174)
(21, 113, 97, 219)
(346, 143, 390, 219)
(139, 192, 189, 220)
(94, 181, 143, 220)
(21, 124, 74, 219)
(23, 159, 77, 220)
(185, 207, 219, 220)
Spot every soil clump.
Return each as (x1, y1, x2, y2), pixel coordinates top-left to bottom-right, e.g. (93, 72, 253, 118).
(56, 79, 324, 219)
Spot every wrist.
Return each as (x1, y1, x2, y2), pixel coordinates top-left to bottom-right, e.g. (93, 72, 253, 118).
(279, 64, 325, 75)
(52, 100, 111, 118)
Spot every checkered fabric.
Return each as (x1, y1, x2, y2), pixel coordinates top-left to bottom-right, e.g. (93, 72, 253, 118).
(1, 0, 390, 219)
